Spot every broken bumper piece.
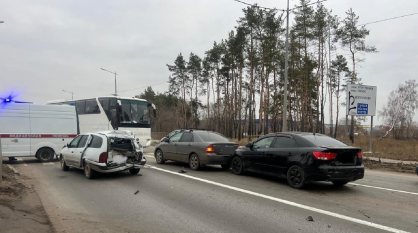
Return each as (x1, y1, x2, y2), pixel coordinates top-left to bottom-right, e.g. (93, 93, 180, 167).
(86, 157, 146, 173)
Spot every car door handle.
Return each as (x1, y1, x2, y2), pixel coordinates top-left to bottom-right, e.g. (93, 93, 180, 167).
(71, 151, 74, 153)
(174, 143, 178, 146)
(288, 152, 292, 156)
(11, 139, 18, 142)
(188, 144, 191, 146)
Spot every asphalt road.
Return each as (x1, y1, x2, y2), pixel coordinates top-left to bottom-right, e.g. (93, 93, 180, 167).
(4, 147, 418, 233)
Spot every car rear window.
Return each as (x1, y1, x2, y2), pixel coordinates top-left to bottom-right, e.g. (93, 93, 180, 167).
(196, 132, 229, 142)
(301, 135, 347, 147)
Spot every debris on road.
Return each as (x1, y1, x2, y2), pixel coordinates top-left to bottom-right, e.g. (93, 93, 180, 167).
(134, 190, 139, 195)
(359, 210, 371, 218)
(178, 167, 187, 173)
(306, 216, 314, 222)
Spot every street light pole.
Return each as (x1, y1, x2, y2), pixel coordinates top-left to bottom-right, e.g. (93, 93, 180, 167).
(62, 90, 74, 100)
(282, 0, 290, 132)
(100, 68, 118, 95)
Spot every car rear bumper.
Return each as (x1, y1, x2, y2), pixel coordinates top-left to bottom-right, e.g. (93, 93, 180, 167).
(201, 154, 232, 165)
(86, 158, 146, 173)
(306, 165, 365, 182)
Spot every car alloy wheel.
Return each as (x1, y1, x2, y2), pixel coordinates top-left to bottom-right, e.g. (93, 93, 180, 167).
(231, 157, 243, 175)
(155, 149, 165, 164)
(60, 155, 69, 171)
(189, 154, 200, 171)
(287, 165, 305, 189)
(84, 163, 96, 179)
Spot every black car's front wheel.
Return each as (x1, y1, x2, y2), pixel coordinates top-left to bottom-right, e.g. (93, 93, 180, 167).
(231, 157, 244, 175)
(287, 165, 306, 189)
(155, 149, 165, 164)
(189, 153, 201, 171)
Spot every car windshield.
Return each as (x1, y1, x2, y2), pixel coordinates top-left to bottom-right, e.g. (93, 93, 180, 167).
(301, 134, 348, 147)
(196, 132, 229, 142)
(120, 100, 150, 127)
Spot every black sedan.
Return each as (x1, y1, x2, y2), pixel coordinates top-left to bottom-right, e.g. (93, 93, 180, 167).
(231, 132, 364, 189)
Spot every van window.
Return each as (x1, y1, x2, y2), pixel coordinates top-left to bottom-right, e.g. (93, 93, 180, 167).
(85, 99, 100, 114)
(75, 101, 85, 114)
(89, 135, 103, 148)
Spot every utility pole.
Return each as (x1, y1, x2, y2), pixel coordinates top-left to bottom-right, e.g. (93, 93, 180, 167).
(282, 0, 290, 132)
(101, 68, 118, 95)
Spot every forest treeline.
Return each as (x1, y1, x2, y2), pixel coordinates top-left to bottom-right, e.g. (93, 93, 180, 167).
(140, 0, 378, 141)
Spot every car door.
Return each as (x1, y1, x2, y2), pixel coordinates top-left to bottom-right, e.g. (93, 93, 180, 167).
(62, 135, 83, 164)
(83, 134, 107, 166)
(176, 132, 194, 162)
(163, 132, 183, 160)
(66, 135, 89, 166)
(266, 136, 299, 175)
(244, 136, 275, 172)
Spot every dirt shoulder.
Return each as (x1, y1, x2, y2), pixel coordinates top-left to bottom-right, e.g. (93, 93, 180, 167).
(0, 164, 55, 233)
(363, 158, 417, 174)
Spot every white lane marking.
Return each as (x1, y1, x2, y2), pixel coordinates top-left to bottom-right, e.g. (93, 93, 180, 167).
(150, 166, 408, 233)
(351, 183, 418, 196)
(42, 162, 55, 165)
(16, 158, 28, 166)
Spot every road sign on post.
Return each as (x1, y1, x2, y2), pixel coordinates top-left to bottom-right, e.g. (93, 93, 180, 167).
(346, 84, 377, 152)
(347, 84, 377, 116)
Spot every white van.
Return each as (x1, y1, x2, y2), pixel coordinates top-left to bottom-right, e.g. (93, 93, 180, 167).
(0, 103, 78, 162)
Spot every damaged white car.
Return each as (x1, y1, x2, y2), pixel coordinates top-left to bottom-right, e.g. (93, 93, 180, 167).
(60, 130, 146, 179)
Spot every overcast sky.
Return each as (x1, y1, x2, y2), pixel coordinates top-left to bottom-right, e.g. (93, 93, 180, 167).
(1, 0, 417, 125)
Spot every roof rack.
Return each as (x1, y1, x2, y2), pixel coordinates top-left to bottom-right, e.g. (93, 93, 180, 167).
(184, 128, 214, 132)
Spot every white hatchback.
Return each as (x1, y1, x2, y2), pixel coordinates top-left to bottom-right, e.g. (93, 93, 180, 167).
(60, 130, 146, 179)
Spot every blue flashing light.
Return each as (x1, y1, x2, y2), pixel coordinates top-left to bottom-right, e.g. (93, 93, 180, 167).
(5, 98, 11, 102)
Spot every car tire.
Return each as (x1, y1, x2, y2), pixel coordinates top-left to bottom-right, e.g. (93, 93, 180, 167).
(221, 164, 230, 170)
(287, 165, 306, 189)
(60, 155, 69, 171)
(189, 153, 201, 171)
(155, 149, 165, 164)
(84, 162, 97, 179)
(231, 157, 244, 175)
(129, 168, 140, 175)
(332, 181, 348, 186)
(37, 148, 54, 162)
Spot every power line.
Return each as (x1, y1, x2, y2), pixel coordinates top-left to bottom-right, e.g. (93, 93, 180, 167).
(118, 81, 167, 93)
(232, 0, 329, 12)
(232, 0, 282, 11)
(359, 12, 418, 26)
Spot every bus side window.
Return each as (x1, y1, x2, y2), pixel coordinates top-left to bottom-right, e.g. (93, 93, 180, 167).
(99, 98, 110, 119)
(110, 109, 118, 130)
(75, 100, 85, 114)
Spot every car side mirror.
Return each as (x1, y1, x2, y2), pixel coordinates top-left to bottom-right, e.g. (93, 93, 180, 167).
(245, 143, 252, 148)
(163, 138, 169, 143)
(66, 143, 69, 148)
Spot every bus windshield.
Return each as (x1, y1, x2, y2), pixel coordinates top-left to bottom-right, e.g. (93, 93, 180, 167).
(120, 100, 150, 127)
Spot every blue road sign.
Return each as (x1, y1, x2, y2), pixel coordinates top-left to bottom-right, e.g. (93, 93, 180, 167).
(357, 103, 368, 115)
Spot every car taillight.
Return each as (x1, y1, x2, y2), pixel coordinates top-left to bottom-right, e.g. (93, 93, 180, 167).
(205, 145, 215, 154)
(99, 152, 107, 163)
(357, 152, 363, 159)
(313, 152, 337, 160)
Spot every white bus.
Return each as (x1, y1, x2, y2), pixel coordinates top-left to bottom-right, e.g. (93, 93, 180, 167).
(47, 96, 156, 147)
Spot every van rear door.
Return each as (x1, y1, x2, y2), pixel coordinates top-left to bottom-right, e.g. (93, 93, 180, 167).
(0, 103, 31, 157)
